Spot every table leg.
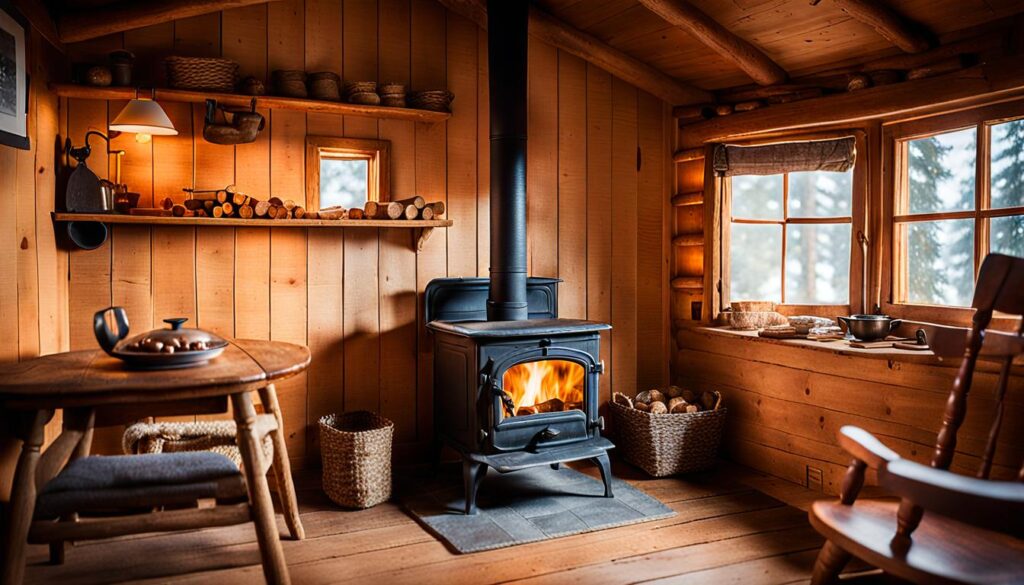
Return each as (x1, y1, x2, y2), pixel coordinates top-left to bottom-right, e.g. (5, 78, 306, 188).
(2, 410, 52, 585)
(258, 384, 304, 540)
(232, 391, 290, 585)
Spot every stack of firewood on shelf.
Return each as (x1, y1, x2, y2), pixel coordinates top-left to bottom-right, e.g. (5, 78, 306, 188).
(129, 187, 445, 221)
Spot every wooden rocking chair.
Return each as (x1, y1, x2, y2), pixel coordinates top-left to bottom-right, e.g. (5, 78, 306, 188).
(809, 253, 1024, 585)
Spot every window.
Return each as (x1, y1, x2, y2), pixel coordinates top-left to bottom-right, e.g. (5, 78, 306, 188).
(305, 136, 390, 211)
(890, 108, 1024, 309)
(728, 169, 854, 305)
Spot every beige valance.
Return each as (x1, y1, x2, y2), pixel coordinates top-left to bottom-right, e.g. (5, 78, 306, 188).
(713, 136, 856, 176)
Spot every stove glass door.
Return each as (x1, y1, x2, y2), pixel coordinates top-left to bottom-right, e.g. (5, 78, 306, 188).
(501, 359, 584, 417)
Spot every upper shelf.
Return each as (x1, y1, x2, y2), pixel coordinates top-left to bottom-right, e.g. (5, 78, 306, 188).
(50, 84, 452, 123)
(53, 212, 453, 229)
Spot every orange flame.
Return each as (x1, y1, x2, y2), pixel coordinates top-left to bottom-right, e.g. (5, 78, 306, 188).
(502, 360, 584, 416)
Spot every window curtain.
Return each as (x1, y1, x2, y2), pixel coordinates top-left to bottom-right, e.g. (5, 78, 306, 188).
(712, 136, 856, 176)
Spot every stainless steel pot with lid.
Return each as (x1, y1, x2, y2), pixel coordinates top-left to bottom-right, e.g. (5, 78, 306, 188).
(94, 306, 229, 369)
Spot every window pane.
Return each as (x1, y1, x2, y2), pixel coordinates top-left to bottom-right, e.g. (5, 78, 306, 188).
(907, 129, 975, 214)
(788, 171, 852, 218)
(991, 118, 1024, 209)
(732, 175, 783, 219)
(906, 219, 974, 307)
(319, 158, 368, 209)
(730, 223, 781, 303)
(990, 215, 1024, 257)
(785, 223, 851, 304)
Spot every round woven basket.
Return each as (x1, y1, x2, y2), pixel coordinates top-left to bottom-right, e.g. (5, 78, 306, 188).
(347, 91, 381, 105)
(343, 80, 377, 96)
(378, 82, 405, 96)
(409, 90, 454, 112)
(610, 400, 726, 477)
(308, 71, 341, 100)
(165, 56, 238, 91)
(380, 96, 406, 108)
(273, 70, 308, 98)
(319, 411, 393, 509)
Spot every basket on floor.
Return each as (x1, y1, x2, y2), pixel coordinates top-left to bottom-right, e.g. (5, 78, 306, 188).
(610, 399, 726, 477)
(165, 56, 238, 91)
(319, 411, 394, 509)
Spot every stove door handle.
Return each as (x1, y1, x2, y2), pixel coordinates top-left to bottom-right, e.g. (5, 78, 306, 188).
(539, 427, 561, 440)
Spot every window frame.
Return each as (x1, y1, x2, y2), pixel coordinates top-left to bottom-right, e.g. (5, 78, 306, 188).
(305, 135, 391, 211)
(719, 131, 868, 317)
(882, 101, 1024, 324)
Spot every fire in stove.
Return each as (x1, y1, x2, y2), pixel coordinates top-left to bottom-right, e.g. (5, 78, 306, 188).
(503, 360, 584, 416)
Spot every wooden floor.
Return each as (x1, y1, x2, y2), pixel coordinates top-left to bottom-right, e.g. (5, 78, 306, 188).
(22, 460, 867, 585)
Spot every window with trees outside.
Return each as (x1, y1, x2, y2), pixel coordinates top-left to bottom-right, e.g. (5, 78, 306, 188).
(729, 170, 853, 305)
(890, 108, 1024, 310)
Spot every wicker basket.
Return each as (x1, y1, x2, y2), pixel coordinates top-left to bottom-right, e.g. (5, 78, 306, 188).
(409, 90, 454, 112)
(165, 56, 238, 91)
(319, 412, 393, 508)
(308, 71, 341, 101)
(610, 399, 726, 477)
(122, 420, 273, 469)
(273, 70, 308, 98)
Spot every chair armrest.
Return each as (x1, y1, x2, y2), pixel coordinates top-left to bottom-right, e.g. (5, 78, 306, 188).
(838, 426, 900, 470)
(881, 458, 1024, 535)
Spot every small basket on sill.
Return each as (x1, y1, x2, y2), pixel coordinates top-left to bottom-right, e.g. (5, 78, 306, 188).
(610, 390, 726, 477)
(319, 411, 394, 509)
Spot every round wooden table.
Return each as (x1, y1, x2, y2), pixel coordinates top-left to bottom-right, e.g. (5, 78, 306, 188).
(0, 339, 310, 585)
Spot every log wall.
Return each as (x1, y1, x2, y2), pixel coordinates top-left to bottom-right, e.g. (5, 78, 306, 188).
(50, 0, 673, 465)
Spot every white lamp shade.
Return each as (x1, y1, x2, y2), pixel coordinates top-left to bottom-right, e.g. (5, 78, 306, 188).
(110, 99, 178, 135)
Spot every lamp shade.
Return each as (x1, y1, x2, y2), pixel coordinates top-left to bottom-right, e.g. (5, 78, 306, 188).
(109, 99, 178, 135)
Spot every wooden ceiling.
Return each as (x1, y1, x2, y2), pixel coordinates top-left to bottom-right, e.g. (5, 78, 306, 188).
(535, 0, 1023, 90)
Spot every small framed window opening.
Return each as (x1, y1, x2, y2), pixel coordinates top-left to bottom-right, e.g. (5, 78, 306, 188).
(306, 136, 390, 211)
(884, 101, 1024, 323)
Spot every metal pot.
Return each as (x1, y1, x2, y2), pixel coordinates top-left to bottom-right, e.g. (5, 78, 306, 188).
(837, 314, 902, 341)
(94, 307, 228, 369)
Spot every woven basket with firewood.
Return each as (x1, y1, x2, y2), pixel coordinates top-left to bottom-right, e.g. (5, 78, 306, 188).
(610, 386, 725, 477)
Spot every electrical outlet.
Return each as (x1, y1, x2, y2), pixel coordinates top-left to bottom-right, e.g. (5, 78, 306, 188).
(807, 466, 824, 492)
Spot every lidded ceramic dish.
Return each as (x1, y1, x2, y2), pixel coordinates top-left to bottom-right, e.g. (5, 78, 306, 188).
(94, 306, 228, 369)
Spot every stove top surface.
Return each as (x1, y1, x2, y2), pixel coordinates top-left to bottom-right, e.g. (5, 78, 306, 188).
(427, 318, 611, 338)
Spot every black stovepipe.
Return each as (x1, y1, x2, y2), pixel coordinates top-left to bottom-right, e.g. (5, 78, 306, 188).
(486, 0, 530, 322)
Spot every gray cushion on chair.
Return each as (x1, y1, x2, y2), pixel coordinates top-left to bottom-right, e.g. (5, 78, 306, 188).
(35, 452, 245, 519)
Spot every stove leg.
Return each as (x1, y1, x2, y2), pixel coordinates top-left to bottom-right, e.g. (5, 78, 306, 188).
(591, 453, 614, 498)
(463, 461, 488, 515)
(550, 463, 560, 470)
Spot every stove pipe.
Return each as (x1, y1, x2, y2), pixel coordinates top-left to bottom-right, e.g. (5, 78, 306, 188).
(486, 0, 529, 322)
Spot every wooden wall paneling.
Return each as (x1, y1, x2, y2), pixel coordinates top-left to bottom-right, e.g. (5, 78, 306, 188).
(636, 90, 665, 390)
(269, 0, 308, 462)
(445, 10, 478, 279)
(610, 78, 638, 397)
(193, 113, 236, 338)
(304, 0, 344, 452)
(32, 35, 64, 357)
(66, 98, 112, 351)
(556, 51, 587, 320)
(586, 64, 613, 404)
(172, 13, 221, 57)
(412, 0, 447, 444)
(15, 47, 39, 361)
(476, 26, 489, 277)
(0, 145, 19, 363)
(378, 0, 418, 444)
(342, 0, 382, 415)
(124, 23, 175, 88)
(223, 4, 271, 342)
(526, 35, 558, 278)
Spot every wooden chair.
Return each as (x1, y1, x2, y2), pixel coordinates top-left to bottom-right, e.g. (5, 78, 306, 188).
(809, 253, 1024, 585)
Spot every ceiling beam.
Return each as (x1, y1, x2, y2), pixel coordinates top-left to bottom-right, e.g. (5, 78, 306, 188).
(435, 0, 712, 105)
(824, 0, 932, 54)
(636, 0, 787, 86)
(13, 0, 63, 51)
(58, 0, 281, 44)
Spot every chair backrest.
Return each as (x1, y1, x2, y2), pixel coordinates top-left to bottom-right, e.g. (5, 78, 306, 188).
(930, 254, 1024, 480)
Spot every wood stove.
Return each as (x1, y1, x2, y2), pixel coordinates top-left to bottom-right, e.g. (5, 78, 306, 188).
(426, 278, 614, 515)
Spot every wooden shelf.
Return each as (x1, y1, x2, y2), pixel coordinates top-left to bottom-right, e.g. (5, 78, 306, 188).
(53, 213, 452, 250)
(50, 84, 451, 123)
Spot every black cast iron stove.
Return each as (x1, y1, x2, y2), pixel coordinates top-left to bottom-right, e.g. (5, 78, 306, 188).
(425, 0, 613, 515)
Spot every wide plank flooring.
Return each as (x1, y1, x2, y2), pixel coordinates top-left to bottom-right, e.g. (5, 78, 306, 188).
(22, 460, 867, 584)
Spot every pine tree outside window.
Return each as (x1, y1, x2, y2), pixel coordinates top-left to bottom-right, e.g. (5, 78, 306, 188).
(890, 106, 1024, 312)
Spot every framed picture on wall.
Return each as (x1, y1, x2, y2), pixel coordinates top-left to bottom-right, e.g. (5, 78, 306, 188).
(0, 2, 28, 150)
